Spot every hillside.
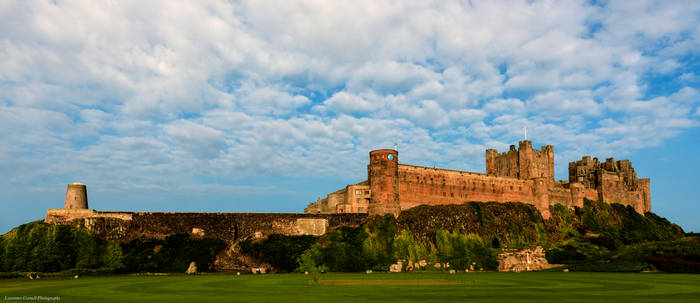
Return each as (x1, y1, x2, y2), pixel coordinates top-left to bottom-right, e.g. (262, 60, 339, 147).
(241, 199, 692, 273)
(0, 199, 695, 275)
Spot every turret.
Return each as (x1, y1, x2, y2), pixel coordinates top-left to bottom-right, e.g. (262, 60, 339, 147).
(367, 149, 400, 217)
(64, 182, 88, 210)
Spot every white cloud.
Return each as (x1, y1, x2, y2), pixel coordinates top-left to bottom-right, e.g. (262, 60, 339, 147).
(0, 0, 698, 196)
(527, 90, 602, 118)
(163, 120, 225, 159)
(482, 98, 525, 116)
(237, 84, 311, 116)
(314, 91, 381, 115)
(346, 61, 438, 94)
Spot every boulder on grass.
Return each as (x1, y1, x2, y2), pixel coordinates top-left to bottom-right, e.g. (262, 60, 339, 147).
(186, 262, 198, 275)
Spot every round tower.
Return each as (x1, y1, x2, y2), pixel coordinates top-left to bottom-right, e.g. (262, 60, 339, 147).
(64, 182, 88, 210)
(367, 149, 400, 217)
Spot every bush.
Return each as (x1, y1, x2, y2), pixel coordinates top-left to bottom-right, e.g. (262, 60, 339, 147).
(121, 234, 226, 273)
(296, 243, 327, 273)
(435, 230, 497, 270)
(0, 221, 118, 272)
(0, 272, 22, 279)
(239, 234, 317, 272)
(393, 228, 432, 264)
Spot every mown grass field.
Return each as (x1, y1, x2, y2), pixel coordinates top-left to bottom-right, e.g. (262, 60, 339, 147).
(1, 272, 699, 302)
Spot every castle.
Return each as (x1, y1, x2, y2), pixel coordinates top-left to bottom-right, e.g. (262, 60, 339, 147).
(304, 140, 651, 218)
(45, 140, 651, 238)
(42, 142, 651, 271)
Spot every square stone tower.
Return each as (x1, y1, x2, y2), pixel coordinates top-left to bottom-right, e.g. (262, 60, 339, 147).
(486, 140, 554, 180)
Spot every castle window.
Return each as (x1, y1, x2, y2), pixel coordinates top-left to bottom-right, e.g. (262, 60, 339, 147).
(356, 190, 362, 195)
(365, 190, 370, 194)
(443, 192, 446, 196)
(450, 193, 454, 197)
(356, 198, 361, 203)
(358, 207, 364, 212)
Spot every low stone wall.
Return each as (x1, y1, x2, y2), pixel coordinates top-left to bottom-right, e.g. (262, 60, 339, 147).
(46, 209, 134, 222)
(45, 209, 367, 242)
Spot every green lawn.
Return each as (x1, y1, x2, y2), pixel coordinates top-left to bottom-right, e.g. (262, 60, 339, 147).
(1, 272, 699, 302)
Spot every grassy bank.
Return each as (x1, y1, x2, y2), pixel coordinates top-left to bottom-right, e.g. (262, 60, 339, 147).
(1, 272, 698, 302)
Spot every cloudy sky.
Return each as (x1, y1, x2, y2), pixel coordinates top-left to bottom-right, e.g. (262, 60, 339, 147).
(1, 0, 699, 233)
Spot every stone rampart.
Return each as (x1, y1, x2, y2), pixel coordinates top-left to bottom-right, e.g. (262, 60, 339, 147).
(397, 164, 535, 209)
(45, 210, 367, 242)
(46, 209, 134, 222)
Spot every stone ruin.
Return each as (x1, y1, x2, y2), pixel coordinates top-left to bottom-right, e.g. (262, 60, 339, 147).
(497, 246, 560, 272)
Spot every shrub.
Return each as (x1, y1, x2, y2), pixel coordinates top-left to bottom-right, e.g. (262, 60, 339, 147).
(239, 234, 317, 273)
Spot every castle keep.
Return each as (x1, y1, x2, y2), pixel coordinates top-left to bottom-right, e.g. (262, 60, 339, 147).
(304, 141, 651, 218)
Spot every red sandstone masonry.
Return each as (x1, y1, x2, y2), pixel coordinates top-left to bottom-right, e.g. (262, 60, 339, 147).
(308, 140, 651, 219)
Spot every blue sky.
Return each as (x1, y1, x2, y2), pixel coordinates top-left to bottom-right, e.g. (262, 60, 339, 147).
(1, 0, 699, 234)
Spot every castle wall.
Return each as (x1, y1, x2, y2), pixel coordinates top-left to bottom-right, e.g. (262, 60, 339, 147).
(397, 164, 535, 210)
(308, 142, 651, 219)
(45, 210, 367, 242)
(547, 185, 574, 208)
(599, 173, 649, 213)
(326, 189, 346, 213)
(46, 209, 134, 222)
(638, 178, 651, 213)
(600, 172, 628, 204)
